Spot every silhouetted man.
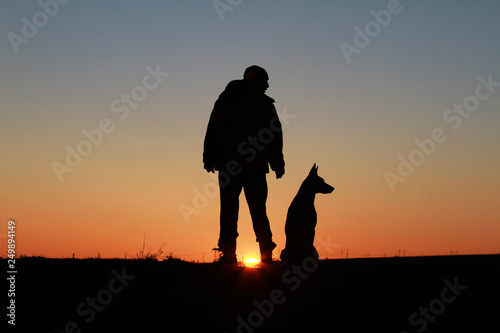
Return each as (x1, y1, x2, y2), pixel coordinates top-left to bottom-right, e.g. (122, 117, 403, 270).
(204, 65, 285, 264)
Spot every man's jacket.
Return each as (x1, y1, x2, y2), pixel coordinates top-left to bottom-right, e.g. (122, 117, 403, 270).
(203, 80, 285, 174)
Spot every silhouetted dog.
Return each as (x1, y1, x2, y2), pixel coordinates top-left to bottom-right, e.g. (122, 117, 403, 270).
(280, 164, 334, 265)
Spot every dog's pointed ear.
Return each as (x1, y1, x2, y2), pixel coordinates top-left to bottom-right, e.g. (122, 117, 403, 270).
(309, 163, 317, 176)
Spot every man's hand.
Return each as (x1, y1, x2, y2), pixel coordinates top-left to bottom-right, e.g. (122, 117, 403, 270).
(204, 163, 215, 173)
(275, 168, 285, 179)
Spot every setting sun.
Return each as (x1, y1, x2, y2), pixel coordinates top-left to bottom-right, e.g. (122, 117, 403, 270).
(243, 258, 261, 268)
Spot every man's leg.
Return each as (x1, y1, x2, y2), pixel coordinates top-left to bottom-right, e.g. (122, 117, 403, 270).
(243, 173, 276, 261)
(217, 172, 242, 259)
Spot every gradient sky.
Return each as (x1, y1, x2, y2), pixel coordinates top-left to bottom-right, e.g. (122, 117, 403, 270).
(2, 0, 499, 261)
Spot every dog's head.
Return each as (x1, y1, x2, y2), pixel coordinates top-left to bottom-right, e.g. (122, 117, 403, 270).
(308, 164, 334, 194)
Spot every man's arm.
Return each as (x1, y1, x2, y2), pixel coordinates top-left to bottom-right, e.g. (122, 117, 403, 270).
(268, 107, 285, 178)
(203, 104, 223, 173)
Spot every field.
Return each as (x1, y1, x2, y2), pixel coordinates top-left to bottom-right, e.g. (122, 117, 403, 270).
(6, 255, 500, 332)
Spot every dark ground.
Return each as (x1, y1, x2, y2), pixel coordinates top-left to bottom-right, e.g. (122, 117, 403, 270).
(5, 255, 500, 333)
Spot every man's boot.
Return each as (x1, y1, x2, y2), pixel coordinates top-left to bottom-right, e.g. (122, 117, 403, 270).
(259, 241, 277, 264)
(213, 240, 237, 265)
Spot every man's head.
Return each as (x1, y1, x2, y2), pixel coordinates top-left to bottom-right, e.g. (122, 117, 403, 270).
(243, 65, 269, 95)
